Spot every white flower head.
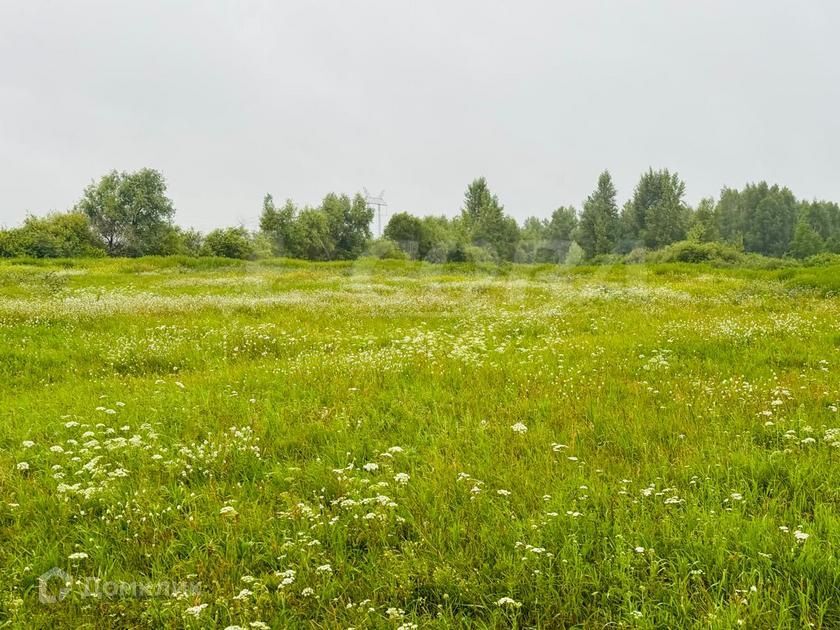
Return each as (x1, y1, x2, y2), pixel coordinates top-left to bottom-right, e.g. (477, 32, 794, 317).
(185, 603, 208, 617)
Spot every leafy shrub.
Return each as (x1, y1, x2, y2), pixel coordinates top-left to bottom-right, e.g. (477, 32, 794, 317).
(201, 227, 256, 260)
(0, 212, 105, 258)
(652, 240, 742, 264)
(365, 239, 407, 260)
(803, 253, 840, 267)
(624, 247, 648, 264)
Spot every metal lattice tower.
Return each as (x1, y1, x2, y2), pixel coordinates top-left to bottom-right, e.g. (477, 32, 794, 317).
(363, 188, 387, 237)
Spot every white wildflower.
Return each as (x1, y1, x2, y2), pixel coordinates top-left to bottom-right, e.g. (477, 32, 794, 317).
(233, 588, 252, 600)
(185, 603, 208, 617)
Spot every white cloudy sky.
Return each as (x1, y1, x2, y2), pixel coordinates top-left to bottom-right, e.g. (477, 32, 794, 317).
(1, 1, 839, 231)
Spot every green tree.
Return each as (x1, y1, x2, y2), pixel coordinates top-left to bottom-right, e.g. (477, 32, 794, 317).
(420, 216, 455, 261)
(259, 194, 297, 256)
(459, 177, 519, 260)
(321, 193, 374, 259)
(76, 169, 175, 256)
(516, 217, 548, 263)
(789, 219, 825, 259)
(201, 227, 255, 259)
(547, 206, 578, 243)
(715, 187, 744, 245)
(743, 184, 797, 257)
(384, 212, 424, 258)
(578, 171, 619, 259)
(622, 168, 688, 248)
(687, 198, 719, 242)
(291, 207, 335, 261)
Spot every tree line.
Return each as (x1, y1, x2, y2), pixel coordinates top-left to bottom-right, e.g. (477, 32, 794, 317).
(2, 167, 839, 263)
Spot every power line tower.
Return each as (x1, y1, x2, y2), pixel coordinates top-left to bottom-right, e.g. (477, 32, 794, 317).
(364, 188, 388, 237)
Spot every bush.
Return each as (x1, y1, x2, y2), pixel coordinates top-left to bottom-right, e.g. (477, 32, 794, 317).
(365, 239, 407, 260)
(0, 212, 105, 258)
(201, 227, 256, 259)
(803, 253, 840, 267)
(624, 247, 648, 264)
(653, 241, 742, 264)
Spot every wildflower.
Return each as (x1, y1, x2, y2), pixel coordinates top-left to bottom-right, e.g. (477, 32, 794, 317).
(219, 506, 238, 517)
(233, 588, 252, 600)
(16, 462, 29, 471)
(50, 445, 65, 454)
(301, 587, 315, 597)
(497, 489, 511, 496)
(315, 564, 332, 574)
(249, 623, 269, 630)
(362, 462, 379, 473)
(393, 472, 410, 485)
(634, 546, 645, 553)
(511, 422, 528, 434)
(21, 441, 34, 448)
(794, 530, 809, 542)
(386, 607, 404, 619)
(185, 603, 208, 617)
(387, 446, 404, 454)
(730, 493, 743, 501)
(496, 597, 521, 608)
(68, 552, 89, 560)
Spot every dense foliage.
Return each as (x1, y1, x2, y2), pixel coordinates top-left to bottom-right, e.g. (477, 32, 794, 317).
(4, 167, 840, 263)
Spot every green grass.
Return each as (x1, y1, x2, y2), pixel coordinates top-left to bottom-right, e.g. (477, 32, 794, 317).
(1, 257, 839, 628)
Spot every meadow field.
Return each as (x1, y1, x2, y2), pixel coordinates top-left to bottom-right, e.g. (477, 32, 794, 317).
(1, 257, 840, 628)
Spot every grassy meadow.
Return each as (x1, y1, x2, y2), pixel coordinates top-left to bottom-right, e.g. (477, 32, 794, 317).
(1, 257, 839, 628)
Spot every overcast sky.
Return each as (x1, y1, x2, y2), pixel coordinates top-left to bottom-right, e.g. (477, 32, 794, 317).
(1, 1, 839, 232)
